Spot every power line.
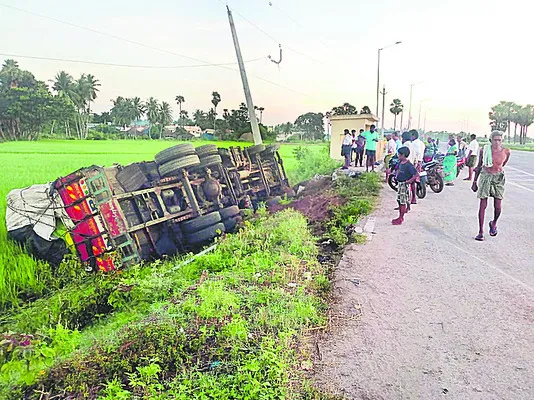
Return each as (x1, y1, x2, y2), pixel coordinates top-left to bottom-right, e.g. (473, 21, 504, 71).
(266, 1, 331, 49)
(221, 1, 324, 65)
(0, 53, 266, 69)
(0, 2, 317, 99)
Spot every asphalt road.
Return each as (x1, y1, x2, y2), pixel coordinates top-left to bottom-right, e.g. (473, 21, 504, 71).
(313, 150, 534, 399)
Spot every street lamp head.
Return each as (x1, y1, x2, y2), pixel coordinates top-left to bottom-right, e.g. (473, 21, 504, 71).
(395, 41, 402, 44)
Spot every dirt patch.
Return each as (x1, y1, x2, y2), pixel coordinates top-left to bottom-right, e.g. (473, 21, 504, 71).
(270, 194, 345, 223)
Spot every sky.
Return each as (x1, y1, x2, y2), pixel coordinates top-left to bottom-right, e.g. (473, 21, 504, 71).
(1, 0, 533, 135)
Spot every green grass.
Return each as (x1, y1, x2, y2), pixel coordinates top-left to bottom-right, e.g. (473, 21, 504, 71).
(0, 209, 334, 399)
(0, 139, 326, 311)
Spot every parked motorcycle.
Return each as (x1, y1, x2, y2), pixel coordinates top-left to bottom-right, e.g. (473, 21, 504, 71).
(422, 157, 444, 193)
(387, 156, 427, 199)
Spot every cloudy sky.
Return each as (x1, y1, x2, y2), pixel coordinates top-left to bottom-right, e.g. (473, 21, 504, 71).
(1, 0, 532, 134)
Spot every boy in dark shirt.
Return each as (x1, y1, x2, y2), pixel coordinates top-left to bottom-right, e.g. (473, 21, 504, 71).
(392, 146, 418, 225)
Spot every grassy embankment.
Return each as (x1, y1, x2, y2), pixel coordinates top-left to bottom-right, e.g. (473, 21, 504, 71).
(0, 139, 377, 398)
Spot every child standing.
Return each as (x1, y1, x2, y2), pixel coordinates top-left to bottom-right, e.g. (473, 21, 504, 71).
(392, 146, 418, 225)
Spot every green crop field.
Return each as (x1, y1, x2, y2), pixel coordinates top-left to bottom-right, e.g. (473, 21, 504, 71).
(0, 139, 331, 310)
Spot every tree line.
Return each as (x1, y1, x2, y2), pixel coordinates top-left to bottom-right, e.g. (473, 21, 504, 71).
(489, 101, 533, 144)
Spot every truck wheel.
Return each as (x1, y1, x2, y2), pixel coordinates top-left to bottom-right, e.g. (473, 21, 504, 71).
(158, 155, 201, 177)
(246, 144, 266, 156)
(219, 205, 240, 220)
(180, 211, 222, 234)
(222, 216, 241, 233)
(185, 222, 225, 245)
(199, 154, 223, 168)
(155, 144, 195, 165)
(195, 144, 219, 157)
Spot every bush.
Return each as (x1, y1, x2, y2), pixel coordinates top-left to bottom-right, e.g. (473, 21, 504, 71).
(288, 145, 341, 184)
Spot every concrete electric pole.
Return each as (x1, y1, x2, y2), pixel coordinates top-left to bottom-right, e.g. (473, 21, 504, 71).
(380, 85, 387, 135)
(227, 6, 262, 145)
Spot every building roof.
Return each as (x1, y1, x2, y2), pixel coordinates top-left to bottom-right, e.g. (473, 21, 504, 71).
(331, 114, 379, 122)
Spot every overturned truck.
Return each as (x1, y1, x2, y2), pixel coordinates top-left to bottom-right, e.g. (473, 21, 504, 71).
(6, 143, 290, 272)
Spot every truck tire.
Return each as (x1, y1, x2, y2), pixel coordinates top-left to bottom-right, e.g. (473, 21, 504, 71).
(155, 144, 196, 165)
(158, 155, 201, 177)
(199, 154, 223, 168)
(246, 144, 266, 156)
(219, 205, 240, 220)
(222, 216, 241, 233)
(185, 222, 225, 245)
(195, 144, 219, 157)
(180, 211, 222, 234)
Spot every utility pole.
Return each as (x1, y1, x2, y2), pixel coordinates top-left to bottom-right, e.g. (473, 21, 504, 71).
(408, 85, 413, 129)
(380, 85, 387, 135)
(226, 6, 262, 145)
(376, 49, 381, 118)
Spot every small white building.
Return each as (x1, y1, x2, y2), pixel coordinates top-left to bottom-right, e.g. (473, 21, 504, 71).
(329, 114, 380, 160)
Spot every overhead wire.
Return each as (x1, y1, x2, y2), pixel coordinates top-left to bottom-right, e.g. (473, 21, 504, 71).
(221, 1, 325, 65)
(0, 53, 267, 69)
(265, 1, 331, 50)
(0, 2, 317, 99)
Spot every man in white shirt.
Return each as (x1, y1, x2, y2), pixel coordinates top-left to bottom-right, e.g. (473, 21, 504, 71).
(341, 129, 353, 169)
(464, 134, 479, 181)
(410, 130, 426, 171)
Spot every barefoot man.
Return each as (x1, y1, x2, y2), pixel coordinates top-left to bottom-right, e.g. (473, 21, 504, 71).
(471, 130, 511, 241)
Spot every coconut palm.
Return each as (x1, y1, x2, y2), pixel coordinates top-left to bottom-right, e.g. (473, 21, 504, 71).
(389, 99, 403, 130)
(131, 97, 146, 123)
(146, 97, 160, 137)
(158, 101, 173, 139)
(52, 71, 75, 97)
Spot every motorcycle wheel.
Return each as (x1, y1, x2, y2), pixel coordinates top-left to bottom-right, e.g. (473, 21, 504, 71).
(416, 181, 427, 199)
(388, 174, 398, 191)
(429, 173, 444, 193)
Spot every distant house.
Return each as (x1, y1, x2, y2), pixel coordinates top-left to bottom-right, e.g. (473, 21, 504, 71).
(183, 126, 202, 137)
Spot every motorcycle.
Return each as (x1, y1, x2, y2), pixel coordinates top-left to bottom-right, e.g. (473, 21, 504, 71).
(388, 156, 427, 199)
(456, 156, 466, 177)
(422, 156, 444, 193)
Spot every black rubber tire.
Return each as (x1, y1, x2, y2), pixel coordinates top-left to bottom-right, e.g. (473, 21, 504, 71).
(219, 205, 240, 220)
(155, 144, 195, 165)
(195, 144, 219, 157)
(185, 222, 225, 245)
(158, 154, 201, 177)
(429, 173, 444, 193)
(388, 174, 398, 191)
(456, 165, 463, 178)
(416, 182, 427, 199)
(222, 216, 240, 233)
(199, 154, 223, 168)
(180, 211, 221, 234)
(246, 144, 266, 156)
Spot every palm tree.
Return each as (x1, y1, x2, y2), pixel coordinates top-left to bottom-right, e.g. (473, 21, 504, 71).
(389, 99, 403, 130)
(146, 97, 160, 138)
(211, 91, 221, 130)
(52, 71, 75, 97)
(131, 97, 146, 123)
(175, 95, 185, 114)
(158, 101, 173, 139)
(489, 103, 508, 132)
(510, 102, 521, 143)
(257, 107, 265, 124)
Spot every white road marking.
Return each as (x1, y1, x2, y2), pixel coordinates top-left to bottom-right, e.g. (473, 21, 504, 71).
(508, 181, 534, 193)
(506, 166, 534, 177)
(449, 242, 534, 294)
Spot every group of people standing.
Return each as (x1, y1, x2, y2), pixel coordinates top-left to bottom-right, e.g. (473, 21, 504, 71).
(388, 130, 511, 241)
(341, 125, 379, 172)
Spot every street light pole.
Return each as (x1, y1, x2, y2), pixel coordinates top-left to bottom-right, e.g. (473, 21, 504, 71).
(418, 98, 430, 130)
(407, 81, 423, 130)
(376, 41, 402, 118)
(423, 107, 434, 133)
